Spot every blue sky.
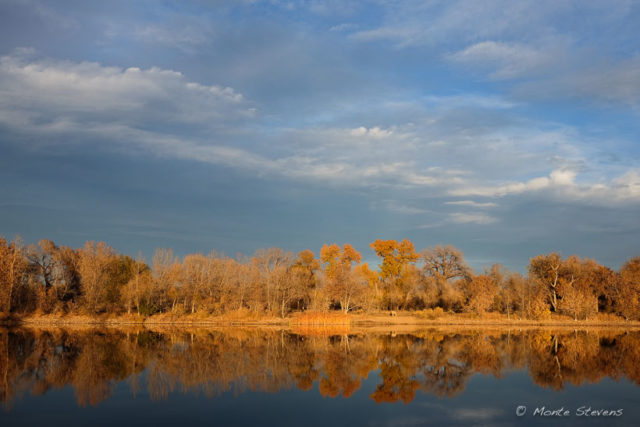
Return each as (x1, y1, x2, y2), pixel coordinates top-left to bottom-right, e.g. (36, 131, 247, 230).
(1, 0, 639, 271)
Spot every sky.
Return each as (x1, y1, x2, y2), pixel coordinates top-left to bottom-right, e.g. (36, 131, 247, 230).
(1, 0, 639, 272)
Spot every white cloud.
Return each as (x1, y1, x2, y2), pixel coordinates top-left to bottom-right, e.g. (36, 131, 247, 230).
(450, 168, 640, 204)
(449, 169, 571, 197)
(0, 51, 251, 129)
(348, 126, 393, 138)
(610, 170, 640, 199)
(449, 212, 498, 225)
(445, 200, 497, 208)
(371, 200, 433, 215)
(329, 23, 357, 33)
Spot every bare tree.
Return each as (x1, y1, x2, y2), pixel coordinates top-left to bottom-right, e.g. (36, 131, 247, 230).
(320, 244, 363, 313)
(0, 237, 28, 313)
(77, 241, 116, 314)
(253, 248, 294, 314)
(420, 245, 472, 310)
(528, 253, 566, 312)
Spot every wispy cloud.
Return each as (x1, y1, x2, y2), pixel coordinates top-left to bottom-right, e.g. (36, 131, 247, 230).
(451, 407, 504, 421)
(131, 24, 213, 51)
(449, 212, 498, 225)
(448, 41, 557, 79)
(445, 200, 497, 208)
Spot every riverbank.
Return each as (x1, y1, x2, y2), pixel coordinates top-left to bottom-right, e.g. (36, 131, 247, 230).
(2, 311, 640, 328)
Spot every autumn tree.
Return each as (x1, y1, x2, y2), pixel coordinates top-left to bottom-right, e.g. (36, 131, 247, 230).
(353, 263, 379, 312)
(181, 253, 213, 314)
(23, 239, 84, 312)
(529, 254, 608, 319)
(463, 274, 499, 314)
(576, 258, 617, 313)
(77, 241, 124, 314)
(273, 262, 302, 318)
(25, 239, 58, 290)
(216, 257, 244, 312)
(53, 244, 82, 303)
(289, 250, 320, 311)
(0, 237, 28, 313)
(528, 253, 568, 313)
(370, 239, 419, 310)
(253, 248, 294, 315)
(149, 248, 181, 314)
(560, 284, 597, 320)
(122, 253, 151, 315)
(236, 256, 263, 313)
(557, 256, 601, 320)
(495, 271, 528, 319)
(320, 244, 363, 312)
(614, 257, 640, 320)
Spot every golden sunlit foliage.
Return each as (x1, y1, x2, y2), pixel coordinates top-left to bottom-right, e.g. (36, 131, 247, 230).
(320, 243, 363, 312)
(0, 236, 639, 320)
(370, 239, 419, 310)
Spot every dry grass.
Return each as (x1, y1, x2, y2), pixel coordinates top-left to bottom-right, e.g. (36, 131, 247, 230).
(290, 311, 351, 325)
(142, 309, 285, 325)
(14, 312, 146, 326)
(6, 310, 283, 326)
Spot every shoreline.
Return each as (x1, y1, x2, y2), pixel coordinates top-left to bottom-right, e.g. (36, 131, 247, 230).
(3, 313, 640, 329)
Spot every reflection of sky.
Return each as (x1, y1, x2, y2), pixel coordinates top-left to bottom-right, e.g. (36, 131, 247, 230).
(1, 1, 640, 271)
(3, 369, 639, 426)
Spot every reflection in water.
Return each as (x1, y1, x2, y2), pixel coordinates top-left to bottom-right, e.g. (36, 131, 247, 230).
(1, 327, 640, 409)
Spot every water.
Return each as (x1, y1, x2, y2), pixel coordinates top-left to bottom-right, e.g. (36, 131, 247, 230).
(1, 327, 639, 426)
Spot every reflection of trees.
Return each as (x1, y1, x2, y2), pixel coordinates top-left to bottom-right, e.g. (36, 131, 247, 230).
(0, 329, 147, 408)
(319, 336, 365, 398)
(369, 335, 421, 403)
(418, 335, 473, 398)
(527, 331, 640, 390)
(2, 328, 640, 408)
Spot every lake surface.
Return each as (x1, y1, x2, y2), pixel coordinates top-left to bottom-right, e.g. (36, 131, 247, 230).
(1, 326, 639, 426)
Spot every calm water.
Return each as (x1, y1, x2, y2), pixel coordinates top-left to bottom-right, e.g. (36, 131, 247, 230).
(1, 327, 639, 426)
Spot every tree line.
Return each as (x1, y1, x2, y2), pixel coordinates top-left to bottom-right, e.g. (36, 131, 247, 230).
(2, 328, 640, 408)
(1, 236, 639, 320)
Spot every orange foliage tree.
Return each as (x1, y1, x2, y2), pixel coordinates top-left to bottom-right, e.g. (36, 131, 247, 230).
(370, 239, 419, 310)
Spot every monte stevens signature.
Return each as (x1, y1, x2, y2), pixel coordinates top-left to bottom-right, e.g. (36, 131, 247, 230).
(516, 406, 623, 417)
